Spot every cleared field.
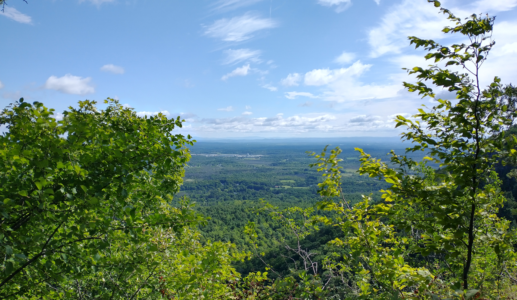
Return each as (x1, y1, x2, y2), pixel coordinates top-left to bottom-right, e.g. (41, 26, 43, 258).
(280, 180, 295, 183)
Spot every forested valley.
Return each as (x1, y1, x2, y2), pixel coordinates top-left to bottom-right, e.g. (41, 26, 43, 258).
(2, 1, 517, 299)
(183, 141, 418, 259)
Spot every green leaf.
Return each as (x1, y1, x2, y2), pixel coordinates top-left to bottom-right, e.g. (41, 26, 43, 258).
(88, 197, 99, 205)
(385, 177, 397, 184)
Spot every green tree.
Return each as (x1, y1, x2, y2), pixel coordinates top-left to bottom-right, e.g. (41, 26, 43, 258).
(0, 98, 201, 298)
(66, 224, 243, 299)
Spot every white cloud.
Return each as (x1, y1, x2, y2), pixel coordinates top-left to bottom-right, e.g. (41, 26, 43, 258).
(367, 0, 449, 58)
(280, 73, 301, 87)
(1, 6, 32, 24)
(323, 79, 400, 103)
(262, 84, 277, 91)
(211, 0, 264, 12)
(349, 115, 382, 123)
(245, 105, 252, 110)
(387, 113, 412, 120)
(490, 21, 517, 59)
(44, 74, 95, 95)
(285, 92, 319, 100)
(204, 13, 277, 42)
(347, 114, 392, 128)
(334, 52, 356, 65)
(472, 20, 517, 87)
(317, 0, 352, 13)
(78, 0, 116, 6)
(221, 64, 250, 80)
(390, 19, 517, 91)
(301, 61, 400, 102)
(197, 113, 337, 134)
(100, 64, 125, 74)
(472, 0, 517, 12)
(374, 0, 380, 4)
(52, 112, 65, 121)
(390, 54, 428, 70)
(305, 61, 371, 86)
(222, 48, 261, 65)
(498, 42, 517, 56)
(187, 103, 422, 136)
(0, 80, 4, 89)
(218, 106, 234, 112)
(368, 0, 517, 59)
(242, 111, 253, 115)
(136, 110, 171, 117)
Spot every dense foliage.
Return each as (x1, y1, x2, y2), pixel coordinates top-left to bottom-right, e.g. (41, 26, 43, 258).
(0, 99, 239, 298)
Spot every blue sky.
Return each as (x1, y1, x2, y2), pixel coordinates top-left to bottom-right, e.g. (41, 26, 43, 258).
(1, 0, 516, 138)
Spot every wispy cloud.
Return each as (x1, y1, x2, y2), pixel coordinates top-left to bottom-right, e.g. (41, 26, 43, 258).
(1, 6, 32, 24)
(196, 113, 337, 134)
(100, 64, 125, 74)
(305, 61, 370, 86)
(368, 0, 517, 59)
(301, 61, 400, 102)
(222, 48, 261, 65)
(298, 101, 313, 107)
(347, 114, 391, 129)
(285, 91, 319, 100)
(316, 0, 352, 13)
(44, 74, 95, 95)
(388, 19, 517, 88)
(280, 73, 301, 87)
(221, 64, 250, 80)
(349, 115, 382, 123)
(472, 0, 517, 12)
(218, 106, 235, 111)
(0, 80, 4, 89)
(262, 84, 277, 91)
(242, 111, 253, 115)
(204, 12, 277, 42)
(367, 0, 449, 58)
(334, 52, 356, 65)
(210, 0, 264, 12)
(374, 0, 380, 4)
